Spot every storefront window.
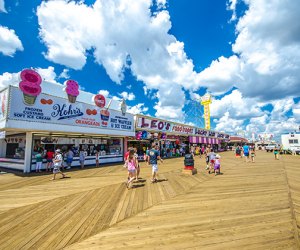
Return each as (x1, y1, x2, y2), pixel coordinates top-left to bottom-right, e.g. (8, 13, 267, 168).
(5, 135, 26, 159)
(32, 135, 123, 158)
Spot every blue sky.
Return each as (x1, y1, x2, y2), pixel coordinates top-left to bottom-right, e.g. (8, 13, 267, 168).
(0, 0, 300, 140)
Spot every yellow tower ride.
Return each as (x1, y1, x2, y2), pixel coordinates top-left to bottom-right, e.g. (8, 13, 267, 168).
(200, 93, 212, 130)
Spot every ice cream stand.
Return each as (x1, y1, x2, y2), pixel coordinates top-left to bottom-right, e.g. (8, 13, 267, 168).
(0, 69, 135, 172)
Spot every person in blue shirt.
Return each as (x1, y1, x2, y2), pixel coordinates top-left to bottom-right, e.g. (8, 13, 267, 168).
(243, 144, 250, 162)
(147, 143, 163, 183)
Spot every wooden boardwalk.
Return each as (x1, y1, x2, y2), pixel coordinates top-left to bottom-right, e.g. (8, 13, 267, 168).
(0, 151, 299, 249)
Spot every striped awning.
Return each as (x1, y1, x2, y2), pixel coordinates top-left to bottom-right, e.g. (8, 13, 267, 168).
(189, 136, 220, 144)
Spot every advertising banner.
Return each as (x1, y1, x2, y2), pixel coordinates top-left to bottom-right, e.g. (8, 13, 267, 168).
(136, 116, 195, 135)
(136, 116, 172, 132)
(0, 89, 8, 121)
(171, 124, 195, 135)
(8, 87, 134, 132)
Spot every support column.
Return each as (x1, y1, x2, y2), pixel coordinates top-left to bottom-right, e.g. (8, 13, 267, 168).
(24, 132, 33, 173)
(123, 137, 128, 159)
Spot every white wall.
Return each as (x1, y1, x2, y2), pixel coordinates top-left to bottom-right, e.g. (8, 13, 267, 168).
(0, 139, 6, 157)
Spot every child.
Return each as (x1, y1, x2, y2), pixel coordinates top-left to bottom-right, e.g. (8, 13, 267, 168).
(208, 150, 216, 174)
(250, 147, 256, 163)
(126, 149, 138, 189)
(214, 154, 221, 175)
(274, 146, 279, 160)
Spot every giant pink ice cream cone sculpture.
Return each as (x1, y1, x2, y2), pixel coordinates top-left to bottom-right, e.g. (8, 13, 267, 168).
(65, 80, 79, 103)
(19, 69, 42, 105)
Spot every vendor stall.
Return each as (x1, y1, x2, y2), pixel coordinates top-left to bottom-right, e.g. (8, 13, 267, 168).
(0, 69, 134, 172)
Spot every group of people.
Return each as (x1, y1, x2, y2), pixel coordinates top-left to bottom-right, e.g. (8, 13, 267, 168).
(124, 143, 163, 189)
(34, 147, 103, 173)
(235, 144, 256, 163)
(203, 148, 221, 176)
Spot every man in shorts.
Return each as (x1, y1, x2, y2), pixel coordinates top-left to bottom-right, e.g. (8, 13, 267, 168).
(51, 149, 66, 180)
(243, 144, 250, 163)
(148, 143, 163, 183)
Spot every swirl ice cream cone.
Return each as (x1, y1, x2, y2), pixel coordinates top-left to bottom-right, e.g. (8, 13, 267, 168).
(19, 69, 42, 106)
(65, 80, 79, 103)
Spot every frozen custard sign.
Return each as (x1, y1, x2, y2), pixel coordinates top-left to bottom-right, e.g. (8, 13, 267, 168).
(8, 86, 134, 132)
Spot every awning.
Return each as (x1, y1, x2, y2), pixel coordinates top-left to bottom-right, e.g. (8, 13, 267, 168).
(189, 136, 220, 144)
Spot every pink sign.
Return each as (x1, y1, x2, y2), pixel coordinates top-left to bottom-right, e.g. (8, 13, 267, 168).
(137, 117, 171, 132)
(172, 125, 194, 134)
(19, 69, 42, 106)
(94, 94, 106, 108)
(65, 80, 79, 103)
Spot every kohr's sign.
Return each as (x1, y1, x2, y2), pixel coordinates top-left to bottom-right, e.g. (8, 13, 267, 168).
(7, 87, 134, 132)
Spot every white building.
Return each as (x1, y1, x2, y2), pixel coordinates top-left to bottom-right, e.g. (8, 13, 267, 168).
(281, 132, 300, 154)
(0, 69, 134, 172)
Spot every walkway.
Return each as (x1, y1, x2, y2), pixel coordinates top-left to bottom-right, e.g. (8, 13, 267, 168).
(0, 151, 299, 249)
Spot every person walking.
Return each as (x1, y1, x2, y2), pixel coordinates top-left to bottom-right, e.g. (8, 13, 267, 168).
(134, 148, 140, 181)
(214, 154, 221, 175)
(205, 148, 210, 170)
(147, 143, 163, 183)
(35, 150, 43, 172)
(250, 146, 256, 163)
(274, 146, 279, 160)
(66, 148, 74, 169)
(242, 144, 250, 163)
(126, 149, 138, 189)
(46, 149, 54, 172)
(79, 148, 86, 169)
(235, 146, 241, 158)
(208, 149, 216, 174)
(95, 150, 100, 167)
(51, 149, 66, 180)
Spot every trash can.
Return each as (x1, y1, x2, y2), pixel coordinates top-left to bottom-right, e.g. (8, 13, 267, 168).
(184, 154, 194, 170)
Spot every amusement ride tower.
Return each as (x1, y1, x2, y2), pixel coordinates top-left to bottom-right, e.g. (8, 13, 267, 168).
(200, 93, 212, 130)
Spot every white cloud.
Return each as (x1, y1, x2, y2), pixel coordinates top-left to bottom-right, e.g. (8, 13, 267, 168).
(196, 55, 241, 94)
(210, 89, 263, 119)
(59, 69, 70, 79)
(0, 26, 23, 56)
(0, 67, 58, 89)
(36, 0, 203, 121)
(0, 71, 19, 89)
(98, 90, 110, 97)
(293, 102, 300, 122)
(0, 0, 6, 13)
(127, 103, 148, 114)
(199, 0, 300, 101)
(36, 66, 57, 82)
(36, 0, 300, 125)
(213, 112, 244, 133)
(119, 91, 135, 101)
(156, 0, 167, 9)
(227, 0, 238, 21)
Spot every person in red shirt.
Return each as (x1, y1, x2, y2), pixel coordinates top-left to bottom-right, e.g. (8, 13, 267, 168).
(46, 149, 54, 172)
